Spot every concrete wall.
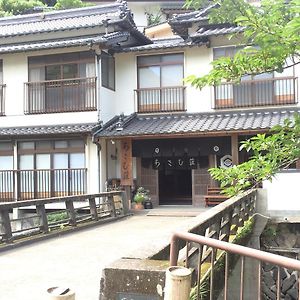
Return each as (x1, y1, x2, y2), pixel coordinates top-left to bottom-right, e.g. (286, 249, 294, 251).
(263, 171, 300, 214)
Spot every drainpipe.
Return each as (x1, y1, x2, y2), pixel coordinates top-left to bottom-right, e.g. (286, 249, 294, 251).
(95, 50, 102, 122)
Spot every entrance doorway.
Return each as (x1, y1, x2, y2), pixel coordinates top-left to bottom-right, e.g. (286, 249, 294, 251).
(159, 169, 192, 205)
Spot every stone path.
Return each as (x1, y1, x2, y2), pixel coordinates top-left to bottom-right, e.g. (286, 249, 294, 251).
(0, 210, 203, 300)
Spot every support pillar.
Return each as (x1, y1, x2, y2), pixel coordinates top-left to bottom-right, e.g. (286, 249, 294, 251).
(231, 133, 239, 165)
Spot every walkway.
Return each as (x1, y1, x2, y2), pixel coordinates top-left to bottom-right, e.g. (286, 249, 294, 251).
(0, 207, 206, 300)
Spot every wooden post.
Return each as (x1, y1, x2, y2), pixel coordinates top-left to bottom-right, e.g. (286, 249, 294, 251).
(231, 134, 239, 165)
(108, 195, 117, 218)
(36, 204, 49, 233)
(164, 266, 192, 300)
(0, 209, 12, 241)
(89, 197, 99, 221)
(65, 200, 76, 226)
(121, 190, 129, 215)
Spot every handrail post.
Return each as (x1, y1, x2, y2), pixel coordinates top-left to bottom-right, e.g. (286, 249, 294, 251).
(0, 209, 12, 242)
(89, 197, 98, 221)
(170, 235, 179, 266)
(121, 191, 129, 215)
(36, 203, 49, 233)
(65, 199, 77, 226)
(108, 194, 117, 218)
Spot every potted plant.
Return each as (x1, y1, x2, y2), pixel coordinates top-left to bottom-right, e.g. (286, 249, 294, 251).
(133, 187, 152, 210)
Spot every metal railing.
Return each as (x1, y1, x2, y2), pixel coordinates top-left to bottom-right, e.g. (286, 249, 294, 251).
(24, 77, 97, 114)
(0, 191, 126, 243)
(0, 168, 87, 201)
(170, 231, 300, 300)
(0, 84, 6, 116)
(135, 86, 186, 113)
(214, 77, 298, 109)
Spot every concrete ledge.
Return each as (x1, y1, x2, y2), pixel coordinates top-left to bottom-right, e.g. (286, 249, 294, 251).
(100, 258, 168, 300)
(0, 214, 131, 253)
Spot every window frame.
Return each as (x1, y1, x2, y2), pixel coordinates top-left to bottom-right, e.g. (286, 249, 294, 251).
(137, 53, 184, 89)
(101, 51, 115, 91)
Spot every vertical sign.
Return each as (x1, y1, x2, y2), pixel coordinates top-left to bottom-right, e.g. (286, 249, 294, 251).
(120, 139, 133, 186)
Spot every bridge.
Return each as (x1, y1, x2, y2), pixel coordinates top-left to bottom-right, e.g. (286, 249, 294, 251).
(0, 190, 300, 299)
(0, 194, 204, 300)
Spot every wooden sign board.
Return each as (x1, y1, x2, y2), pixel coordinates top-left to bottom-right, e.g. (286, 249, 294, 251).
(120, 139, 133, 186)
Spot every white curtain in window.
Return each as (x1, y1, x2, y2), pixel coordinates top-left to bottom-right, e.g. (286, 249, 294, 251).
(29, 67, 45, 112)
(0, 156, 13, 194)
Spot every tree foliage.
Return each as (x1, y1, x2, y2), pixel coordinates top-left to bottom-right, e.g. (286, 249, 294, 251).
(185, 0, 300, 89)
(210, 114, 300, 197)
(0, 0, 86, 16)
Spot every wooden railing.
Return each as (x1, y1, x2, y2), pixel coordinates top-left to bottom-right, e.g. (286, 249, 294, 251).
(135, 86, 186, 113)
(0, 84, 6, 116)
(0, 168, 87, 202)
(0, 191, 127, 243)
(24, 77, 97, 114)
(214, 77, 298, 109)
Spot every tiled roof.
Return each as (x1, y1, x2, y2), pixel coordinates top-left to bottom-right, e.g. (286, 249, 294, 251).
(119, 37, 205, 52)
(0, 32, 130, 54)
(0, 123, 97, 136)
(0, 2, 130, 37)
(169, 4, 217, 24)
(191, 25, 244, 39)
(94, 108, 300, 138)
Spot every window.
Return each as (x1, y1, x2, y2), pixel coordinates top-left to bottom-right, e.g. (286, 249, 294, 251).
(213, 47, 295, 108)
(137, 53, 184, 88)
(101, 51, 115, 90)
(136, 53, 185, 112)
(26, 52, 96, 114)
(17, 139, 86, 199)
(0, 142, 14, 200)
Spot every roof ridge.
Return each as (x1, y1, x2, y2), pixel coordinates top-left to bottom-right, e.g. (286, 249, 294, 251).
(0, 1, 126, 26)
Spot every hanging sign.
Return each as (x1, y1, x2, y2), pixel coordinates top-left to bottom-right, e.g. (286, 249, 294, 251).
(120, 139, 133, 185)
(220, 155, 233, 168)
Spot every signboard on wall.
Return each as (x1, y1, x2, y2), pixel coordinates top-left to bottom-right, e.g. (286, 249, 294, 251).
(120, 139, 133, 186)
(152, 156, 199, 170)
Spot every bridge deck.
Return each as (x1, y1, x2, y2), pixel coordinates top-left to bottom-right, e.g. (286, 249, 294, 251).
(0, 208, 206, 300)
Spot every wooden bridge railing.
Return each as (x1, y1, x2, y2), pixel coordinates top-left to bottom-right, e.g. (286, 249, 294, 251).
(0, 191, 127, 243)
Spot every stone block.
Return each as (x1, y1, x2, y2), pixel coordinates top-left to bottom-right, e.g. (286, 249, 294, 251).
(100, 258, 169, 300)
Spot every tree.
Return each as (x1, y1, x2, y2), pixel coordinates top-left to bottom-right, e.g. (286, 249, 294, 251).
(210, 114, 300, 197)
(185, 0, 300, 89)
(183, 0, 300, 196)
(0, 0, 45, 16)
(0, 0, 86, 16)
(54, 0, 85, 10)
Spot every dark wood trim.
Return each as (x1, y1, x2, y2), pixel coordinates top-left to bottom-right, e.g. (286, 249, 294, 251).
(231, 134, 239, 165)
(98, 129, 268, 142)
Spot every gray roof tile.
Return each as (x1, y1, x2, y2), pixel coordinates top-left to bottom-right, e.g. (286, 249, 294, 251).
(0, 123, 97, 136)
(119, 37, 204, 52)
(0, 3, 128, 37)
(94, 108, 300, 138)
(0, 32, 130, 54)
(191, 26, 244, 39)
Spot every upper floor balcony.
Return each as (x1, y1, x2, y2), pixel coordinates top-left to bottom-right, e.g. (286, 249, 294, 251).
(135, 86, 186, 113)
(0, 84, 6, 116)
(24, 77, 97, 114)
(214, 76, 298, 109)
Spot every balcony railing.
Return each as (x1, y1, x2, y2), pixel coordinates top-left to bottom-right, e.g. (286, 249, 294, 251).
(214, 77, 298, 109)
(135, 86, 186, 113)
(24, 77, 97, 114)
(0, 84, 6, 116)
(0, 168, 87, 201)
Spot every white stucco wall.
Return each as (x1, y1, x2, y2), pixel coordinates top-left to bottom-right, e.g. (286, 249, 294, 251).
(0, 47, 100, 128)
(86, 137, 100, 194)
(263, 171, 300, 211)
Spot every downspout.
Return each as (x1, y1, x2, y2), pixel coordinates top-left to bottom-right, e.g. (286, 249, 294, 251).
(92, 49, 102, 193)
